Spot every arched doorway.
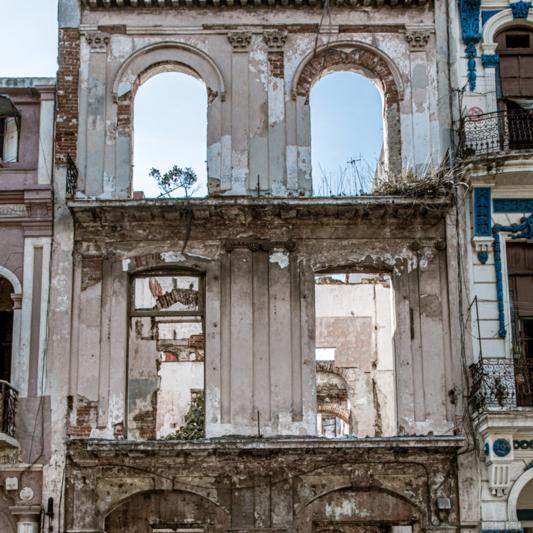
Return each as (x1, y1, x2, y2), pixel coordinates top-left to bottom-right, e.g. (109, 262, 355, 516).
(105, 490, 230, 533)
(517, 477, 533, 529)
(509, 469, 533, 532)
(0, 276, 14, 383)
(295, 487, 419, 533)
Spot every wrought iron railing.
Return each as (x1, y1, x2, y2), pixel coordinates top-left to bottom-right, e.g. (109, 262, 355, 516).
(459, 109, 533, 156)
(0, 380, 17, 438)
(470, 357, 533, 411)
(514, 358, 533, 407)
(66, 153, 79, 198)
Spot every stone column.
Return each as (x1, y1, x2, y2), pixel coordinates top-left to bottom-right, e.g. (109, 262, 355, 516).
(10, 293, 22, 389)
(9, 506, 41, 533)
(405, 27, 433, 171)
(83, 32, 110, 197)
(227, 32, 251, 194)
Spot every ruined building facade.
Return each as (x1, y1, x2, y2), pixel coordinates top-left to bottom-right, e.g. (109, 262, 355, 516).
(452, 0, 533, 530)
(0, 0, 516, 531)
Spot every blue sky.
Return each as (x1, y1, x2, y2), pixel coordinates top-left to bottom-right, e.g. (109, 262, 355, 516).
(1, 0, 383, 197)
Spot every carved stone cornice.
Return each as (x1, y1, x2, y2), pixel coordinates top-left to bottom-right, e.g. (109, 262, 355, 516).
(405, 29, 431, 50)
(227, 32, 252, 51)
(263, 30, 288, 49)
(81, 0, 429, 6)
(224, 239, 296, 253)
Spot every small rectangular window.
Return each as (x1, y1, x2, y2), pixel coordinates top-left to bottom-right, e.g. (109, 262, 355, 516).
(0, 96, 20, 164)
(506, 33, 530, 49)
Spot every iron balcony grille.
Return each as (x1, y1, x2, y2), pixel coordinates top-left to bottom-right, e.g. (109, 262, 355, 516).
(460, 109, 533, 156)
(0, 380, 17, 438)
(470, 357, 533, 411)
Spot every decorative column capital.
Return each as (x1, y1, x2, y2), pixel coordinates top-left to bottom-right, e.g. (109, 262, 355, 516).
(511, 1, 532, 19)
(405, 29, 431, 50)
(227, 32, 252, 51)
(10, 293, 22, 310)
(481, 53, 500, 68)
(84, 32, 110, 51)
(263, 29, 288, 49)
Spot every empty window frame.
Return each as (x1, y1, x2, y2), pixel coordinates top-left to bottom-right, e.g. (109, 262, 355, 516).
(0, 95, 20, 164)
(314, 272, 396, 437)
(310, 72, 384, 197)
(132, 72, 208, 198)
(128, 272, 205, 440)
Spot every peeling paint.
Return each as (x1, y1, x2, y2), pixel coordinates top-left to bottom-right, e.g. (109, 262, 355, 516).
(269, 250, 289, 268)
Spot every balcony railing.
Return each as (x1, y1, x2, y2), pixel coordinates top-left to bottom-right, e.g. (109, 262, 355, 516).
(470, 357, 533, 411)
(459, 109, 533, 157)
(0, 381, 17, 439)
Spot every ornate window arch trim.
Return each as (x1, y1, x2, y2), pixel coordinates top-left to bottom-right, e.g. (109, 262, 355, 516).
(112, 41, 226, 102)
(483, 9, 533, 48)
(507, 466, 533, 522)
(0, 266, 22, 294)
(291, 41, 405, 104)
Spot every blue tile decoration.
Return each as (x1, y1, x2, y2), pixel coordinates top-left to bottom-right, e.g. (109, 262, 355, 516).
(460, 0, 482, 90)
(511, 1, 531, 19)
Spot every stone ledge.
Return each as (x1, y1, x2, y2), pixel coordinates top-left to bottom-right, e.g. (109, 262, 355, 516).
(73, 435, 464, 454)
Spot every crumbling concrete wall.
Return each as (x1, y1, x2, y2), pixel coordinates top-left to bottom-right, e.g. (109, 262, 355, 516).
(61, 2, 445, 198)
(65, 437, 462, 532)
(54, 199, 462, 442)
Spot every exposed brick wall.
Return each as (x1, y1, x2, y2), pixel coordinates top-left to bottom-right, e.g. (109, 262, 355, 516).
(318, 402, 351, 424)
(55, 29, 81, 166)
(117, 95, 132, 131)
(132, 392, 157, 440)
(268, 52, 284, 79)
(68, 395, 98, 438)
(295, 46, 399, 105)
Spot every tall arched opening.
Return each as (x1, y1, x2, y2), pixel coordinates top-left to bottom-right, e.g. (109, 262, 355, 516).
(132, 72, 208, 198)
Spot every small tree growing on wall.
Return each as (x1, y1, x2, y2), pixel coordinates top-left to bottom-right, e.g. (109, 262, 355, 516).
(150, 165, 198, 198)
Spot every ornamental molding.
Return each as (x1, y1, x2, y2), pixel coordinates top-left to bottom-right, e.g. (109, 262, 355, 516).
(481, 53, 500, 68)
(227, 32, 252, 50)
(405, 29, 431, 50)
(459, 0, 482, 91)
(511, 1, 532, 19)
(483, 9, 533, 46)
(84, 32, 111, 50)
(493, 213, 533, 337)
(474, 187, 492, 238)
(0, 204, 27, 218)
(263, 30, 288, 49)
(494, 198, 533, 212)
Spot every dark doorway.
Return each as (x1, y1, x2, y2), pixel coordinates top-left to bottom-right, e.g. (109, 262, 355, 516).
(0, 276, 14, 383)
(507, 242, 533, 405)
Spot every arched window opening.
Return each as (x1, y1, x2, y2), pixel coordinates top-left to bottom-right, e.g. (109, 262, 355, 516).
(132, 72, 208, 199)
(314, 272, 396, 437)
(310, 72, 384, 197)
(0, 276, 14, 383)
(517, 478, 533, 527)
